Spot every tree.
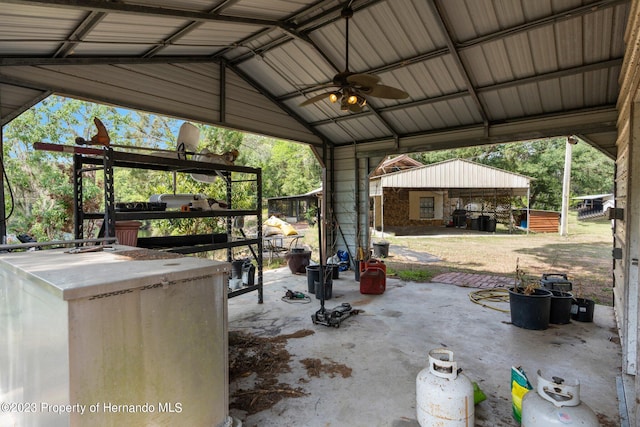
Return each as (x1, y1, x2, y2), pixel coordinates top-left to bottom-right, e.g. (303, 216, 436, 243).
(2, 96, 323, 241)
(415, 137, 614, 210)
(2, 97, 122, 240)
(257, 140, 321, 198)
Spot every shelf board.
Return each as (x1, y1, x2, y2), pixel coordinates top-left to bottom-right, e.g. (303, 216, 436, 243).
(82, 209, 258, 220)
(73, 149, 263, 304)
(228, 284, 261, 299)
(77, 149, 261, 175)
(163, 239, 259, 255)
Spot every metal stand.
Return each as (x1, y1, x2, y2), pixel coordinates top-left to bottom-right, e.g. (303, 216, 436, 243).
(310, 209, 359, 327)
(311, 301, 359, 328)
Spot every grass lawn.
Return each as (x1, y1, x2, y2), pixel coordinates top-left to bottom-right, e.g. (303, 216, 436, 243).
(288, 211, 614, 306)
(381, 212, 614, 306)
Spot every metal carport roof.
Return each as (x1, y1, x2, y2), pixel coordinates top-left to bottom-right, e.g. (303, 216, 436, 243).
(0, 0, 629, 159)
(369, 158, 532, 197)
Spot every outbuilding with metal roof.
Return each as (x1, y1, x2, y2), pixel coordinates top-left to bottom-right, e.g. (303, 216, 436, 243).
(369, 158, 531, 234)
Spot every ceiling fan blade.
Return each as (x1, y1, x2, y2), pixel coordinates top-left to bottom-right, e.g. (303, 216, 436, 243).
(347, 73, 380, 87)
(366, 84, 409, 99)
(300, 92, 334, 106)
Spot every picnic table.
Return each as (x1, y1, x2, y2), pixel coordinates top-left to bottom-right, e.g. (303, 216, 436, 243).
(263, 234, 304, 262)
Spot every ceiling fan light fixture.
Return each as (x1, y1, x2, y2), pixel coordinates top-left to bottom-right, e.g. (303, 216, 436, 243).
(340, 97, 349, 111)
(298, 4, 406, 112)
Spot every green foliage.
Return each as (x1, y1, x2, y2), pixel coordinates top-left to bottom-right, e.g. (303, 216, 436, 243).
(257, 140, 321, 198)
(2, 96, 125, 240)
(4, 95, 613, 242)
(2, 96, 322, 241)
(388, 267, 433, 282)
(415, 137, 614, 211)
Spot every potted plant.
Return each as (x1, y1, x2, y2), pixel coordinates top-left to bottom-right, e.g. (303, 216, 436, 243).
(508, 260, 553, 330)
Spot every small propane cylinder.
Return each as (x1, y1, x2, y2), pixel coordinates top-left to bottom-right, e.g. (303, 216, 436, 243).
(521, 370, 598, 426)
(416, 348, 474, 427)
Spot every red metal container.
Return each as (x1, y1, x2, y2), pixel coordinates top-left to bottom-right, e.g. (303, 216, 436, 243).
(360, 259, 387, 274)
(360, 268, 386, 295)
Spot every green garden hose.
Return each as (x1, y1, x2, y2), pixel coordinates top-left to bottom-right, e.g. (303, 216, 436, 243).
(469, 288, 511, 313)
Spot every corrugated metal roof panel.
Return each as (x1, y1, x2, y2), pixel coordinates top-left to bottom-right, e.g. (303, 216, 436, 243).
(85, 14, 184, 44)
(174, 22, 264, 51)
(221, 70, 323, 145)
(387, 96, 481, 134)
(0, 83, 47, 121)
(0, 0, 627, 157)
(378, 158, 531, 190)
(224, 0, 310, 19)
(128, 0, 213, 11)
(315, 114, 389, 144)
(0, 4, 85, 56)
(245, 39, 338, 96)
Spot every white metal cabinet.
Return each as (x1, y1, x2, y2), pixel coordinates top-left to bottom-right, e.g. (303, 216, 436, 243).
(0, 247, 230, 427)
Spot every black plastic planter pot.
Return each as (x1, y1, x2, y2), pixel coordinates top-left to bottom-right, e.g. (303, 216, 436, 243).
(549, 290, 573, 324)
(508, 287, 552, 330)
(306, 265, 319, 293)
(571, 298, 595, 322)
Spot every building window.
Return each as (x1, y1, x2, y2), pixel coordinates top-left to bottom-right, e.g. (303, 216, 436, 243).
(420, 197, 435, 219)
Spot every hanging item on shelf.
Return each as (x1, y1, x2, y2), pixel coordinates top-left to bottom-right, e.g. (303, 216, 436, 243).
(176, 122, 200, 156)
(190, 148, 240, 183)
(173, 121, 241, 183)
(75, 117, 111, 146)
(73, 118, 194, 158)
(149, 193, 208, 209)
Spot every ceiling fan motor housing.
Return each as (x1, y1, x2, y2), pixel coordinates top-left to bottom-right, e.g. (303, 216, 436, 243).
(299, 4, 407, 110)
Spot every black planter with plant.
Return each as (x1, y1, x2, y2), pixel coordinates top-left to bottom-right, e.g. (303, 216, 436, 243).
(508, 261, 553, 330)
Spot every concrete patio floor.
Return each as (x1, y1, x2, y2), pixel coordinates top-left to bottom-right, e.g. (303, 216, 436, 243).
(228, 266, 624, 427)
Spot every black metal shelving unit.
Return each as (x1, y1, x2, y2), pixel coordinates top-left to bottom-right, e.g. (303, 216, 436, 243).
(72, 147, 263, 303)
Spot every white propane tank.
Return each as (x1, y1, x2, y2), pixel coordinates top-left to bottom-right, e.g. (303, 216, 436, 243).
(416, 348, 474, 427)
(521, 370, 599, 426)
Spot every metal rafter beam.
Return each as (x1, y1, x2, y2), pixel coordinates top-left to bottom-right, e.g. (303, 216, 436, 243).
(143, 0, 242, 58)
(347, 106, 618, 156)
(53, 10, 106, 58)
(223, 0, 386, 68)
(223, 62, 328, 149)
(430, 0, 488, 127)
(1, 0, 283, 27)
(0, 56, 220, 66)
(243, 0, 626, 98)
(308, 58, 622, 126)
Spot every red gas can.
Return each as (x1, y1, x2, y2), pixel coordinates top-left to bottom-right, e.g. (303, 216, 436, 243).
(360, 268, 386, 295)
(360, 259, 387, 274)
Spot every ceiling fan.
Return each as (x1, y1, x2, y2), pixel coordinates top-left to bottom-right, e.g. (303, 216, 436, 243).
(299, 3, 409, 112)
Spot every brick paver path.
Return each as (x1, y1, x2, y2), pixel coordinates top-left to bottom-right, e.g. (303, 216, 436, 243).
(431, 272, 514, 289)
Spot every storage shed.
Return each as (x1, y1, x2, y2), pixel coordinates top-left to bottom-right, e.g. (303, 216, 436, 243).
(517, 209, 561, 233)
(369, 158, 532, 234)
